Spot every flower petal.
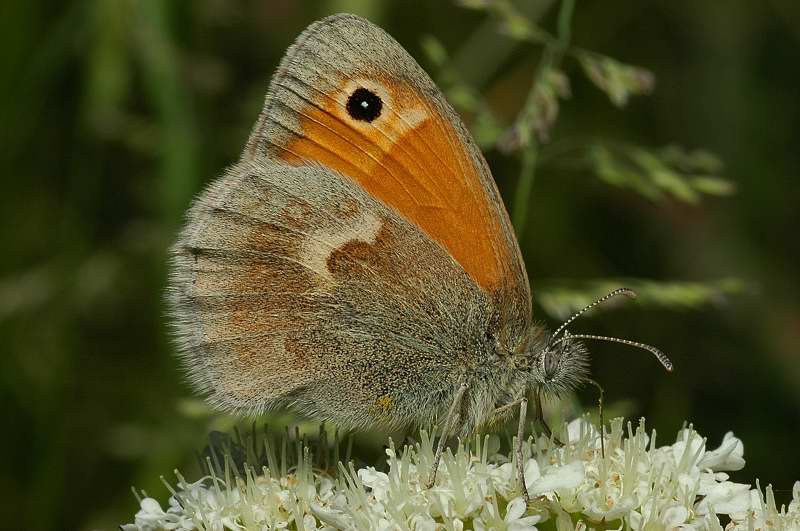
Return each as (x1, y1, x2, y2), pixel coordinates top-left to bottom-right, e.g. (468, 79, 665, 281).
(528, 461, 585, 495)
(698, 432, 745, 471)
(695, 481, 751, 515)
(505, 496, 528, 521)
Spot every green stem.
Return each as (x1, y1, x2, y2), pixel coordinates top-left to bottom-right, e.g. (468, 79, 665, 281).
(136, 0, 199, 227)
(510, 0, 576, 238)
(557, 0, 576, 48)
(512, 144, 538, 239)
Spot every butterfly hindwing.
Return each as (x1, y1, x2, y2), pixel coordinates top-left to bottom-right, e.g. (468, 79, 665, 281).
(169, 158, 493, 429)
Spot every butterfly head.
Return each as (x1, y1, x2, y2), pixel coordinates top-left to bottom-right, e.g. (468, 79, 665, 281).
(530, 331, 590, 397)
(517, 288, 673, 398)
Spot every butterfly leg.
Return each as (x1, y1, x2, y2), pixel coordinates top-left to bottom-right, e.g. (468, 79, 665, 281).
(534, 389, 563, 445)
(487, 397, 525, 419)
(426, 382, 468, 488)
(483, 397, 530, 504)
(515, 397, 531, 504)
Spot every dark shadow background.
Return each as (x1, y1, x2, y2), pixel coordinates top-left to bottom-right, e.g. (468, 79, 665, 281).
(1, 1, 798, 529)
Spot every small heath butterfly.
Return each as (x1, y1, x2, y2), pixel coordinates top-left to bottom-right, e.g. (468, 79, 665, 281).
(167, 14, 672, 501)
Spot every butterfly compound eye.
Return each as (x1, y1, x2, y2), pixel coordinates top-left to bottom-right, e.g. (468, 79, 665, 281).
(544, 351, 558, 380)
(346, 87, 382, 122)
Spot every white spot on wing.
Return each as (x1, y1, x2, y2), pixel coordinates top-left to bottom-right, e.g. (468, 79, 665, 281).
(297, 210, 383, 281)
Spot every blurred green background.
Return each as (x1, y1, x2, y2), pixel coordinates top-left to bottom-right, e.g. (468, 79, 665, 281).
(2, 1, 799, 529)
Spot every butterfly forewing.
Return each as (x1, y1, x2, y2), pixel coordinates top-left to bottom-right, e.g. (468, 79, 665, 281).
(245, 14, 530, 313)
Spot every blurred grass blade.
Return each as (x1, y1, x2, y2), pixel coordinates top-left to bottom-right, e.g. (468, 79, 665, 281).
(586, 143, 734, 203)
(134, 0, 199, 226)
(537, 278, 748, 320)
(576, 51, 655, 107)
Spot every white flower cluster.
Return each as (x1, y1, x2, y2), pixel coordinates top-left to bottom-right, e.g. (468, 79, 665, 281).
(123, 418, 800, 530)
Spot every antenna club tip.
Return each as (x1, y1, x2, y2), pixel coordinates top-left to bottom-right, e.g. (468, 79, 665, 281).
(621, 288, 638, 299)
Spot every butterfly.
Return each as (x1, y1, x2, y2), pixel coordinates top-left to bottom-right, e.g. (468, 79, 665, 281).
(167, 13, 672, 502)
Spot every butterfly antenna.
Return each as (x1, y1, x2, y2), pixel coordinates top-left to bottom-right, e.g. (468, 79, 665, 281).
(562, 333, 673, 372)
(550, 288, 637, 343)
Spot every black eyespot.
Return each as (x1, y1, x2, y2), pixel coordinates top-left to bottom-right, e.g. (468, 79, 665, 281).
(346, 87, 382, 122)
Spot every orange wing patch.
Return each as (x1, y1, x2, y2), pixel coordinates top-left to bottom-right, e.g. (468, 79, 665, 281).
(278, 77, 509, 292)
